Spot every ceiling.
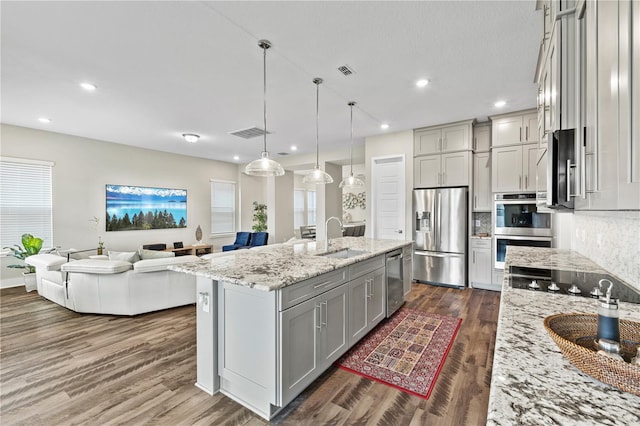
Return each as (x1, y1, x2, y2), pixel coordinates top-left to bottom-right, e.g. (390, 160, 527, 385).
(1, 1, 540, 167)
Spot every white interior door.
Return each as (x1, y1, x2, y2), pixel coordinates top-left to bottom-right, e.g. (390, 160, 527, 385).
(372, 156, 405, 240)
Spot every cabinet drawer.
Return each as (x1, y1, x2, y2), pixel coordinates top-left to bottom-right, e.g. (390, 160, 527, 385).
(278, 268, 347, 311)
(471, 239, 491, 249)
(348, 255, 385, 280)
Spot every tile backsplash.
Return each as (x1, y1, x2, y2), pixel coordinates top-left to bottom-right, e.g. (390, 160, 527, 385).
(572, 211, 640, 291)
(473, 212, 492, 235)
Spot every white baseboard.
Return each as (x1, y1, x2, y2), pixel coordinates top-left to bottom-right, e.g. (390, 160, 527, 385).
(1, 277, 25, 289)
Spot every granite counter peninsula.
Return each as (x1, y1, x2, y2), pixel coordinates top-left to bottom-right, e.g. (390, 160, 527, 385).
(487, 247, 640, 426)
(170, 237, 412, 420)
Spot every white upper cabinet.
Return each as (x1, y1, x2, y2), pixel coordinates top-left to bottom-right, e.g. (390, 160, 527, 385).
(473, 152, 492, 211)
(414, 120, 474, 155)
(491, 110, 539, 147)
(492, 143, 540, 193)
(414, 151, 470, 188)
(473, 123, 491, 152)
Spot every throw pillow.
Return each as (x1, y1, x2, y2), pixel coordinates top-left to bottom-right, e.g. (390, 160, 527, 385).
(138, 248, 175, 260)
(108, 250, 140, 263)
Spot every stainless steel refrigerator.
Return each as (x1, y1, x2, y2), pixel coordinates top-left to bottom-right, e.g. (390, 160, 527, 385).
(413, 187, 468, 288)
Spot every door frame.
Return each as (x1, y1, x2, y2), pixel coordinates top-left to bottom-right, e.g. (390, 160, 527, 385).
(370, 154, 406, 240)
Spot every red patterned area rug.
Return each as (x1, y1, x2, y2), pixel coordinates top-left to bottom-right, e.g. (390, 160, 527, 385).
(337, 307, 462, 400)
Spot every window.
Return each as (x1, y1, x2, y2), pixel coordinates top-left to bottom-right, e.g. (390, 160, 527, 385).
(210, 180, 236, 235)
(0, 157, 54, 250)
(294, 189, 305, 229)
(307, 190, 316, 225)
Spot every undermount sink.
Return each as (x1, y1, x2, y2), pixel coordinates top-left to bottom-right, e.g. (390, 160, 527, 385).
(319, 248, 369, 259)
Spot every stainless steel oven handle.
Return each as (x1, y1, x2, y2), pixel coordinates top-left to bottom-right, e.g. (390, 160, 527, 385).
(494, 235, 553, 241)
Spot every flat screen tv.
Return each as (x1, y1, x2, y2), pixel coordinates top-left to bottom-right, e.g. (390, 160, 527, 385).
(106, 184, 187, 231)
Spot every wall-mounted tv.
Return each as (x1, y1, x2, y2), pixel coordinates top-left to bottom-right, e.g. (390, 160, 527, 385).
(106, 184, 187, 231)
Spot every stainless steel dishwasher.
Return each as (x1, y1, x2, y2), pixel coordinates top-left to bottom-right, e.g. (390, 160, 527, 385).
(386, 249, 404, 317)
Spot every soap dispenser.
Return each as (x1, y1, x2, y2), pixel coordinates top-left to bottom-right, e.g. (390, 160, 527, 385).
(597, 279, 620, 343)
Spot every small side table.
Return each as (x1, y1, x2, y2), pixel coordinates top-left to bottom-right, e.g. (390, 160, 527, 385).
(165, 244, 213, 257)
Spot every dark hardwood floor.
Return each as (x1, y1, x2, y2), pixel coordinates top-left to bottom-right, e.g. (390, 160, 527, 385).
(1, 283, 500, 425)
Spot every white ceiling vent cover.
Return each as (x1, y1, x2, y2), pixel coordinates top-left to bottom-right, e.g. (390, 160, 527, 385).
(229, 127, 269, 139)
(337, 64, 355, 76)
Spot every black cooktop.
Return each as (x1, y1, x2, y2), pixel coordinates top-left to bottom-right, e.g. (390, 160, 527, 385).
(508, 266, 640, 304)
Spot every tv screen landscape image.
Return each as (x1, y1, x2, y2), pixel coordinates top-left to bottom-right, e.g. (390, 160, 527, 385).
(106, 184, 187, 231)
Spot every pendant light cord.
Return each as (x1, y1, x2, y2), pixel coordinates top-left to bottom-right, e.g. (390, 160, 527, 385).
(263, 42, 267, 153)
(349, 102, 354, 175)
(315, 81, 320, 168)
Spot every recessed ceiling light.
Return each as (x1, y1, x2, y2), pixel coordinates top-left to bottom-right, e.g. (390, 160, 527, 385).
(290, 145, 297, 151)
(416, 79, 429, 88)
(80, 82, 97, 91)
(38, 117, 52, 123)
(494, 100, 507, 107)
(182, 133, 199, 143)
(380, 123, 389, 130)
(233, 155, 240, 161)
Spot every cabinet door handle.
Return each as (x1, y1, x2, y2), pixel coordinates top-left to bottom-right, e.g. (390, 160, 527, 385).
(321, 301, 327, 328)
(442, 172, 446, 185)
(313, 280, 332, 289)
(439, 137, 442, 151)
(315, 304, 321, 330)
(474, 137, 477, 151)
(526, 126, 529, 141)
(370, 279, 374, 298)
(474, 195, 477, 209)
(519, 127, 522, 142)
(519, 175, 522, 189)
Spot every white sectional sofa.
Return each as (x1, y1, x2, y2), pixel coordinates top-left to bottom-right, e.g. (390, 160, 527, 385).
(25, 252, 201, 315)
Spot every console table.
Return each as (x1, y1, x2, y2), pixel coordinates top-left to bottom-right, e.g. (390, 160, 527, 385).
(165, 244, 213, 257)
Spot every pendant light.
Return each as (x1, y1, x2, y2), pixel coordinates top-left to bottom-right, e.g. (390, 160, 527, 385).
(245, 39, 285, 177)
(339, 101, 365, 189)
(303, 78, 333, 184)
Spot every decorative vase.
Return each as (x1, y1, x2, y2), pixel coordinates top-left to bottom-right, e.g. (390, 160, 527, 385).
(195, 225, 203, 244)
(23, 272, 37, 292)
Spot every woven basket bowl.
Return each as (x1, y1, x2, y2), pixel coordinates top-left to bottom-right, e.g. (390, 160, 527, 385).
(544, 313, 640, 396)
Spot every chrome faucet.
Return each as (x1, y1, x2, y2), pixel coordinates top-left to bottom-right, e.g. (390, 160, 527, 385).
(325, 216, 343, 251)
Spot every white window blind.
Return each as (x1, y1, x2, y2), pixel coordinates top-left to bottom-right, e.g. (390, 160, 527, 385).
(0, 157, 54, 250)
(211, 180, 236, 235)
(294, 189, 305, 229)
(307, 190, 317, 226)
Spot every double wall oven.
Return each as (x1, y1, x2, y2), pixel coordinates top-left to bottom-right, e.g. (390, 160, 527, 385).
(493, 193, 553, 269)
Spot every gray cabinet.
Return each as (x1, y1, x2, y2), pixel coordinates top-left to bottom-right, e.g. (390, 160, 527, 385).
(473, 152, 491, 211)
(348, 267, 385, 345)
(470, 239, 492, 288)
(414, 121, 472, 155)
(280, 282, 348, 406)
(414, 151, 470, 188)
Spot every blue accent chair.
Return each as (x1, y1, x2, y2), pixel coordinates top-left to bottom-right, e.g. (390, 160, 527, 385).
(249, 232, 268, 247)
(222, 232, 251, 252)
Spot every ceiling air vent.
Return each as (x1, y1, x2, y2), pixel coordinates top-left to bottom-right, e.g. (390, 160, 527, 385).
(276, 152, 289, 156)
(337, 64, 355, 76)
(229, 126, 269, 139)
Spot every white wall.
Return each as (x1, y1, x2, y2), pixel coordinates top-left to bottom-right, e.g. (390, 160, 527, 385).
(238, 172, 266, 231)
(364, 130, 414, 240)
(1, 124, 238, 286)
(267, 171, 295, 243)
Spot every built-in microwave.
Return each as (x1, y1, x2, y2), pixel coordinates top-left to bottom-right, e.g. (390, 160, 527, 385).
(494, 235, 553, 269)
(493, 193, 553, 237)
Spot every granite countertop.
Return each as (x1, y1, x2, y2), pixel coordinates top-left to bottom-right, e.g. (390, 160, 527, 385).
(168, 237, 411, 292)
(487, 246, 640, 425)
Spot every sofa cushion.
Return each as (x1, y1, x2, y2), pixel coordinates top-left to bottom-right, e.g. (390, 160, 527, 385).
(133, 255, 200, 273)
(108, 250, 140, 263)
(24, 254, 68, 271)
(138, 248, 175, 260)
(62, 259, 132, 274)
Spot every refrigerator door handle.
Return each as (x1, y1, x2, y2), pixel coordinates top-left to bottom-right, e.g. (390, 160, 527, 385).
(414, 251, 456, 258)
(437, 192, 442, 248)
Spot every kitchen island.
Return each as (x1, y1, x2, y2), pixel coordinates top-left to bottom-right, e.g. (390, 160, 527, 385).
(170, 237, 412, 420)
(487, 247, 640, 425)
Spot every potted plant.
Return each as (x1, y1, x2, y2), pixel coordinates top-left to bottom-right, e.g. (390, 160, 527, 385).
(4, 233, 43, 292)
(252, 201, 267, 232)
